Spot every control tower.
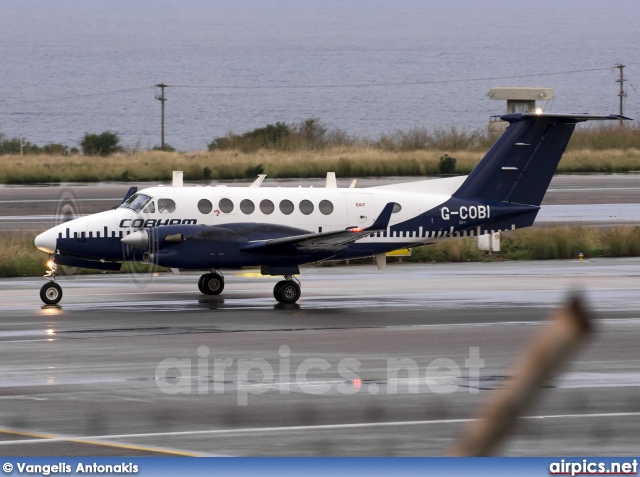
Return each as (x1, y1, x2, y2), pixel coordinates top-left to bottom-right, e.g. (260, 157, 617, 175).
(487, 87, 554, 130)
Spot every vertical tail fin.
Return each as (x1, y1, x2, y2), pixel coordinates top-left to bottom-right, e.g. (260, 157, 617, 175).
(453, 113, 630, 206)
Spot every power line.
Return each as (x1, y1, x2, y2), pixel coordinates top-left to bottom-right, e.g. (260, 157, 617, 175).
(172, 66, 621, 90)
(0, 65, 632, 108)
(0, 86, 151, 106)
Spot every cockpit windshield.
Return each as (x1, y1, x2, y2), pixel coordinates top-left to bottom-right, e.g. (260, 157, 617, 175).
(120, 193, 152, 213)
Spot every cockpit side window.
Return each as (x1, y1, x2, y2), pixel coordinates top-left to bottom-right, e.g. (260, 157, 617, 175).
(143, 201, 155, 214)
(158, 198, 176, 213)
(120, 193, 152, 213)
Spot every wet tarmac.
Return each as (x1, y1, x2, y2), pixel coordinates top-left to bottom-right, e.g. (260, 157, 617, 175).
(1, 260, 640, 456)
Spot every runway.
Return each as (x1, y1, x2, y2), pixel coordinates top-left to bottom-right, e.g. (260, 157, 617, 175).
(1, 260, 640, 456)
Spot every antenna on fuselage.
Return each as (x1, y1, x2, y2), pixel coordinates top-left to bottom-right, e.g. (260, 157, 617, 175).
(249, 174, 267, 187)
(172, 171, 183, 187)
(325, 172, 337, 188)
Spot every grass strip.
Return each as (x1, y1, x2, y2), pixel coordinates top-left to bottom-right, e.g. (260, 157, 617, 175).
(1, 148, 640, 184)
(4, 226, 640, 278)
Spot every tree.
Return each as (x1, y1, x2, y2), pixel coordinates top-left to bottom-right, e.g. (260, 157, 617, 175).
(80, 131, 123, 156)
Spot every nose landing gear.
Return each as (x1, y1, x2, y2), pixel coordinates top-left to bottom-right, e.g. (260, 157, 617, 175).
(40, 256, 63, 305)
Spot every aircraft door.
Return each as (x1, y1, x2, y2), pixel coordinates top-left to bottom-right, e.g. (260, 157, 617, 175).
(346, 193, 374, 226)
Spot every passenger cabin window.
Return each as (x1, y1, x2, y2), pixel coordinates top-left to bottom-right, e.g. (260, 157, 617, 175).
(158, 198, 176, 213)
(143, 201, 155, 214)
(260, 199, 274, 215)
(121, 193, 151, 213)
(198, 199, 213, 214)
(279, 200, 294, 215)
(319, 200, 334, 215)
(299, 200, 314, 215)
(240, 199, 255, 214)
(219, 198, 234, 213)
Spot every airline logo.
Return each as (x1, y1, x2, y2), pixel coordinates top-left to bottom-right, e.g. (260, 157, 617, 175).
(119, 218, 198, 228)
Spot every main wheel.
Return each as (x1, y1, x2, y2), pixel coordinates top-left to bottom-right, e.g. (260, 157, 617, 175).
(274, 280, 301, 304)
(200, 273, 224, 295)
(273, 280, 286, 300)
(197, 274, 207, 293)
(40, 282, 62, 305)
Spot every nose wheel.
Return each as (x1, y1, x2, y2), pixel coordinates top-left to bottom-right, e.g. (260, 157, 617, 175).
(40, 255, 62, 305)
(273, 277, 301, 304)
(40, 282, 63, 305)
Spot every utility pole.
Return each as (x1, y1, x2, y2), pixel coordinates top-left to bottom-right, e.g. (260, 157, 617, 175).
(615, 64, 626, 124)
(155, 83, 168, 150)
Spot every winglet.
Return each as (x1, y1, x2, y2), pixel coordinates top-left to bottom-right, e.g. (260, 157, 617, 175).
(368, 202, 396, 231)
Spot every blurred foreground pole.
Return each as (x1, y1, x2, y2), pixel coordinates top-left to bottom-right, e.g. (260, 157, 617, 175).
(448, 294, 593, 456)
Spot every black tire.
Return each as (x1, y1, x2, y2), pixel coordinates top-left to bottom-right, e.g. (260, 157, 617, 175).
(273, 280, 286, 300)
(40, 282, 62, 305)
(197, 274, 207, 293)
(275, 280, 301, 304)
(200, 273, 224, 295)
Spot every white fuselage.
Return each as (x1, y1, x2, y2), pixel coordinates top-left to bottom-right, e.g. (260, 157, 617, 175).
(36, 176, 470, 256)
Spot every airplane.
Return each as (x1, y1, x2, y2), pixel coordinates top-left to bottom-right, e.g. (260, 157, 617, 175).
(34, 112, 630, 305)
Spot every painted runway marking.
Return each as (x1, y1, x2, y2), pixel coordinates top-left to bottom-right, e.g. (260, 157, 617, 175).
(1, 411, 636, 446)
(0, 428, 202, 456)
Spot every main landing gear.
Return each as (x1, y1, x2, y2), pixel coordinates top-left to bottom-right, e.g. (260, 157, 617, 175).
(273, 275, 301, 304)
(198, 271, 225, 295)
(40, 256, 62, 305)
(197, 272, 302, 304)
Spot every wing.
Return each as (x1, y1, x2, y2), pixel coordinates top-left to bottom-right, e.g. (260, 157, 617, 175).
(240, 202, 396, 253)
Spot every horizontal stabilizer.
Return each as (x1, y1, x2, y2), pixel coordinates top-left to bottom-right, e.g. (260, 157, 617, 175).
(512, 113, 632, 122)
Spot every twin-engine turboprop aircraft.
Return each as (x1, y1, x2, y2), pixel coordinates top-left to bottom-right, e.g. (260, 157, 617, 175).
(34, 112, 629, 305)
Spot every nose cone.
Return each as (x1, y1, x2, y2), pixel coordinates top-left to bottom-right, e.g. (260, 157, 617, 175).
(35, 230, 57, 254)
(121, 229, 149, 250)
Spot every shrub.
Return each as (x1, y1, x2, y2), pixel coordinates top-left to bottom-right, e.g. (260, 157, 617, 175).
(0, 133, 42, 155)
(42, 143, 69, 155)
(438, 154, 457, 174)
(408, 238, 486, 262)
(80, 131, 122, 156)
(245, 164, 264, 177)
(151, 143, 176, 152)
(208, 137, 231, 151)
(207, 119, 352, 153)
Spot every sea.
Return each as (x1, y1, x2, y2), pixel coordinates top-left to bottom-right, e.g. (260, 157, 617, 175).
(0, 0, 638, 151)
